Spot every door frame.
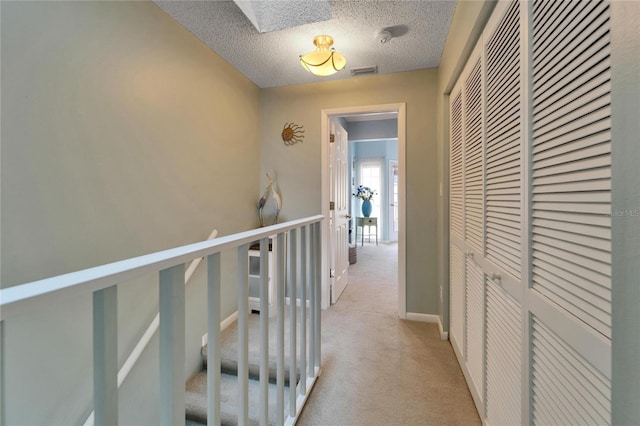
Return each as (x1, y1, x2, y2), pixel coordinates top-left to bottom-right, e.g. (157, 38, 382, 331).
(320, 103, 407, 318)
(388, 159, 399, 242)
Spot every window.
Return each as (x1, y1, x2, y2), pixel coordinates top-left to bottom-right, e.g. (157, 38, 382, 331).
(358, 158, 383, 232)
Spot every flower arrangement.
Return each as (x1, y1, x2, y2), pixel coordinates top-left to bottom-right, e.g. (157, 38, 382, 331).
(352, 185, 377, 201)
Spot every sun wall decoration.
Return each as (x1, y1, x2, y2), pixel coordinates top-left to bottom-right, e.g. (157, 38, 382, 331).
(281, 122, 304, 145)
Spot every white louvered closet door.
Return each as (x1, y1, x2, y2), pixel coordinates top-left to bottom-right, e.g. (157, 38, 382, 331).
(462, 51, 485, 405)
(463, 57, 484, 255)
(530, 0, 612, 423)
(483, 2, 524, 424)
(448, 0, 613, 424)
(485, 0, 522, 281)
(449, 89, 465, 357)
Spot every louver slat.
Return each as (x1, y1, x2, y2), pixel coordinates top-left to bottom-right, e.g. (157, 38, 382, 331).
(485, 279, 521, 425)
(533, 191, 610, 203)
(532, 272, 611, 333)
(531, 0, 612, 339)
(464, 59, 483, 253)
(450, 90, 464, 241)
(534, 1, 605, 88)
(485, 0, 521, 279)
(533, 128, 611, 163)
(531, 318, 611, 425)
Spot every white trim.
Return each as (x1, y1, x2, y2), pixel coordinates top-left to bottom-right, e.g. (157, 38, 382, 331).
(405, 312, 440, 323)
(451, 327, 484, 418)
(405, 312, 448, 340)
(220, 310, 239, 332)
(200, 310, 246, 347)
(388, 159, 399, 242)
(321, 112, 330, 310)
(321, 103, 406, 320)
(438, 319, 449, 341)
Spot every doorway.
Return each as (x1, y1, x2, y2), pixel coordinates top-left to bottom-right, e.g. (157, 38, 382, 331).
(321, 103, 406, 318)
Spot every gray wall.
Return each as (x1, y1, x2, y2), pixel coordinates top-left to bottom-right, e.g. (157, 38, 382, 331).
(611, 1, 640, 422)
(1, 1, 260, 424)
(260, 69, 439, 315)
(346, 119, 398, 141)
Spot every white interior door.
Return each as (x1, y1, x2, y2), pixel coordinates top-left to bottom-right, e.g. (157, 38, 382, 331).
(388, 160, 398, 241)
(330, 118, 349, 304)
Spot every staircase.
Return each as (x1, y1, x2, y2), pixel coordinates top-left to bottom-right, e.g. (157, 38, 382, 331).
(0, 216, 323, 426)
(185, 312, 302, 425)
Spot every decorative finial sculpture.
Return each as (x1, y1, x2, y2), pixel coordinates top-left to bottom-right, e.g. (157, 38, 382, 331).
(258, 173, 282, 226)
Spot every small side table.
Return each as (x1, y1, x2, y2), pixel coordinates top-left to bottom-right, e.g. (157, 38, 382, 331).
(356, 217, 378, 246)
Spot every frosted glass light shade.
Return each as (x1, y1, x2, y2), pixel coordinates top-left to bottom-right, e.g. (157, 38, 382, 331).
(299, 35, 346, 76)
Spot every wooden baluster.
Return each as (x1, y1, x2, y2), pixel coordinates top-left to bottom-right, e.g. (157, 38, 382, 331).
(237, 244, 249, 426)
(300, 226, 308, 396)
(288, 229, 298, 418)
(259, 237, 270, 425)
(207, 254, 221, 426)
(159, 265, 185, 426)
(93, 285, 118, 426)
(276, 232, 286, 424)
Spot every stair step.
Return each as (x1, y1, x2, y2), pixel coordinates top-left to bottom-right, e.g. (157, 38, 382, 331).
(185, 372, 291, 426)
(203, 311, 303, 386)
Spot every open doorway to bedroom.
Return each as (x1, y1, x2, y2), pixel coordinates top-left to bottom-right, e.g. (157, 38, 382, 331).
(321, 103, 406, 318)
(347, 127, 399, 245)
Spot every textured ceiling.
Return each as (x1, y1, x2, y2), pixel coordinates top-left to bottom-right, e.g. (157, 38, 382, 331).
(154, 0, 457, 88)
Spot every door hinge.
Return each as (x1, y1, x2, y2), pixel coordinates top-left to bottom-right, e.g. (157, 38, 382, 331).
(329, 201, 335, 211)
(329, 134, 335, 143)
(329, 268, 335, 278)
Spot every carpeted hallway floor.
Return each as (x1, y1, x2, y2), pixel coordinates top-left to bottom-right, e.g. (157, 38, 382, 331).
(296, 242, 481, 426)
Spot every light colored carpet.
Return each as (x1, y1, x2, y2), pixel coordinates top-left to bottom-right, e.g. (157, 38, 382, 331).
(297, 242, 481, 426)
(202, 311, 301, 386)
(185, 371, 289, 425)
(186, 306, 300, 425)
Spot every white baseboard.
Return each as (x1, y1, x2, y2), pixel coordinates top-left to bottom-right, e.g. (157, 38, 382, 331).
(405, 312, 439, 323)
(405, 312, 449, 340)
(221, 310, 239, 330)
(438, 321, 449, 341)
(201, 311, 239, 347)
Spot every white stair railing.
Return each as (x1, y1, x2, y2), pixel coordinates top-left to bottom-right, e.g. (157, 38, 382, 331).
(0, 216, 323, 426)
(83, 229, 219, 426)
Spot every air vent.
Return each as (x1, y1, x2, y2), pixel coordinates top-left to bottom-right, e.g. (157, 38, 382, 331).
(350, 66, 378, 76)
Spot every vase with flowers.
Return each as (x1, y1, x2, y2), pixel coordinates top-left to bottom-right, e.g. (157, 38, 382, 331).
(353, 185, 377, 217)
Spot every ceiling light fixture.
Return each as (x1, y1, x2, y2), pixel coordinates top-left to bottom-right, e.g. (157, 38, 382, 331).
(299, 35, 346, 76)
